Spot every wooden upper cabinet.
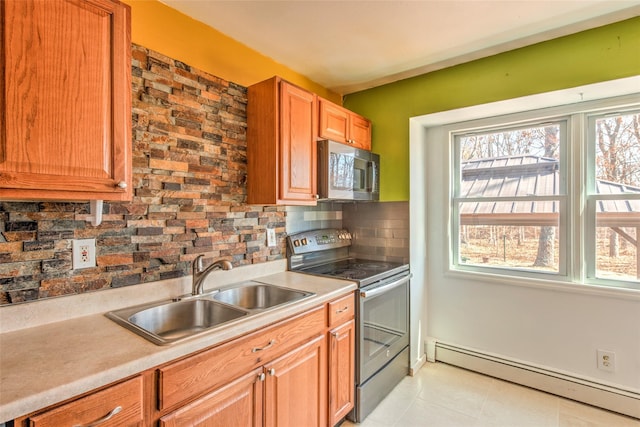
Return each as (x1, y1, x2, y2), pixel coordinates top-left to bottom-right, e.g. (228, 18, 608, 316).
(319, 98, 371, 151)
(318, 100, 350, 144)
(247, 77, 318, 205)
(348, 113, 373, 151)
(0, 0, 132, 201)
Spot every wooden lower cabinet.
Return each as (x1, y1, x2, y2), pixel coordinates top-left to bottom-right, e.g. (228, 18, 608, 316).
(327, 292, 356, 426)
(12, 292, 356, 427)
(159, 369, 264, 427)
(160, 335, 327, 427)
(264, 335, 327, 427)
(23, 376, 143, 427)
(328, 320, 356, 426)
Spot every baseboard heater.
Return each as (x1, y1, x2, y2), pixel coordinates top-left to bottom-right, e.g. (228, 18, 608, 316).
(434, 341, 640, 419)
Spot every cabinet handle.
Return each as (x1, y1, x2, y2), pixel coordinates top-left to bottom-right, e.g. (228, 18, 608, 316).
(331, 332, 339, 338)
(252, 339, 275, 352)
(258, 372, 266, 382)
(335, 306, 349, 314)
(73, 406, 122, 427)
(116, 181, 127, 189)
(268, 368, 276, 376)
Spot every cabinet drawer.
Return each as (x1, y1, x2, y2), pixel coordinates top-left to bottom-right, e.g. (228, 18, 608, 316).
(28, 376, 143, 427)
(328, 293, 355, 328)
(158, 306, 325, 411)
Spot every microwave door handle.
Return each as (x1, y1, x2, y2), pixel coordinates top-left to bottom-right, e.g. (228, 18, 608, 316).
(368, 161, 378, 193)
(360, 274, 412, 299)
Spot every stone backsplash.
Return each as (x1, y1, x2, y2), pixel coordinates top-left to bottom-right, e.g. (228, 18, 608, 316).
(0, 44, 285, 304)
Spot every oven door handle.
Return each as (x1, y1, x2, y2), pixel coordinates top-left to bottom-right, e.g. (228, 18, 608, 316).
(360, 274, 412, 299)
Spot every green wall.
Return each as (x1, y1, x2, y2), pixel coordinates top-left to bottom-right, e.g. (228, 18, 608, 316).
(343, 17, 640, 201)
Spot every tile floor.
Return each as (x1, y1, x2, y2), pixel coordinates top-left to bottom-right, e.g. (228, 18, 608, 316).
(341, 362, 640, 427)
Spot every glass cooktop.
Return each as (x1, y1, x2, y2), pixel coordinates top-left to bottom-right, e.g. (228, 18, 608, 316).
(300, 258, 408, 283)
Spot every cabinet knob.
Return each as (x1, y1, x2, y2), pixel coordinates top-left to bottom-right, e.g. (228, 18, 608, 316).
(116, 181, 127, 189)
(258, 373, 266, 382)
(268, 368, 276, 376)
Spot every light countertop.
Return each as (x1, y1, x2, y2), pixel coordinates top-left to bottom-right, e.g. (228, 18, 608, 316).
(0, 261, 356, 422)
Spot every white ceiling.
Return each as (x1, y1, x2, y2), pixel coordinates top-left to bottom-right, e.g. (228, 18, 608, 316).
(160, 0, 640, 95)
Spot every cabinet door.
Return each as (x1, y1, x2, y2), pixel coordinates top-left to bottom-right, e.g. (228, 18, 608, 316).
(160, 369, 263, 427)
(1, 0, 132, 201)
(348, 114, 372, 151)
(318, 98, 349, 144)
(328, 320, 356, 425)
(264, 334, 327, 427)
(279, 81, 317, 203)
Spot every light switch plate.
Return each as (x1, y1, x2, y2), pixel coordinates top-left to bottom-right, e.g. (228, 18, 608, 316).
(72, 238, 96, 269)
(267, 228, 277, 247)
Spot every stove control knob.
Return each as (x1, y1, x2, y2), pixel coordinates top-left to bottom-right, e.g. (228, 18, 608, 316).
(293, 239, 300, 247)
(301, 238, 308, 246)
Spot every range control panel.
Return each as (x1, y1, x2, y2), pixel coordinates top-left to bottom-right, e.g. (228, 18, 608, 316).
(287, 228, 352, 255)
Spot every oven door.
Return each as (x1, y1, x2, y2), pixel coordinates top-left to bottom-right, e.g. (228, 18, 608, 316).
(358, 273, 410, 383)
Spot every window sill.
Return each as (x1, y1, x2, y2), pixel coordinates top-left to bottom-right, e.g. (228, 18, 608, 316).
(444, 268, 640, 301)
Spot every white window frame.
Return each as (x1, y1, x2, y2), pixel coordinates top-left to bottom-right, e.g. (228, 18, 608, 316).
(451, 118, 570, 280)
(584, 107, 640, 289)
(445, 95, 640, 290)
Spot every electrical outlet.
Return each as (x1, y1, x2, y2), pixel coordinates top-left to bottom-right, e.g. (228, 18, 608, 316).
(267, 228, 277, 247)
(597, 349, 616, 372)
(72, 238, 96, 269)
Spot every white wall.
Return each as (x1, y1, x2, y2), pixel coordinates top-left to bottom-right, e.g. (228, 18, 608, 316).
(410, 77, 640, 392)
(409, 121, 429, 373)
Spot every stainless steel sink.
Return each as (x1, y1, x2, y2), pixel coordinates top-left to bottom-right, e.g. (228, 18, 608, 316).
(213, 283, 313, 310)
(106, 298, 248, 345)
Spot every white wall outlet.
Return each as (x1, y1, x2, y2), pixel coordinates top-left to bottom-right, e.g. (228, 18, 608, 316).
(267, 228, 277, 247)
(72, 238, 96, 269)
(597, 349, 616, 372)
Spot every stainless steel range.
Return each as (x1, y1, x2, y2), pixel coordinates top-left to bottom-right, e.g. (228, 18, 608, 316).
(287, 228, 411, 423)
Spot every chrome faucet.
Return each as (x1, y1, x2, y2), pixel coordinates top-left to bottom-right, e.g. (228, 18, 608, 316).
(192, 254, 233, 296)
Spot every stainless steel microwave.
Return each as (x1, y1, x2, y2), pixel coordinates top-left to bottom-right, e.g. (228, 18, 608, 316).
(318, 140, 380, 201)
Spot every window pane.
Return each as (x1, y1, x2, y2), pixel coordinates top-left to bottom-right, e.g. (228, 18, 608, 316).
(458, 202, 559, 272)
(459, 124, 560, 197)
(595, 199, 639, 283)
(594, 112, 640, 187)
(592, 112, 640, 286)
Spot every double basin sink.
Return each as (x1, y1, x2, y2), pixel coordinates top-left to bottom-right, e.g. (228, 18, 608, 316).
(106, 282, 314, 345)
